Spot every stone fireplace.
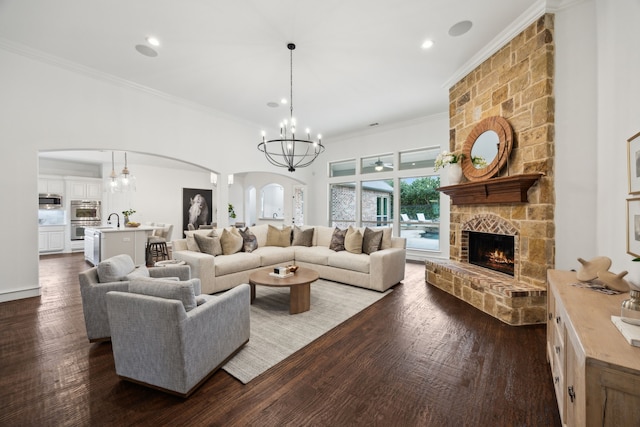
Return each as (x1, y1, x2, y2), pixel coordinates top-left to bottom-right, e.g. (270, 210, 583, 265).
(425, 14, 555, 326)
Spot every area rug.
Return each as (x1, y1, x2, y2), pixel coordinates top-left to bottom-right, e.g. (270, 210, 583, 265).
(221, 280, 391, 384)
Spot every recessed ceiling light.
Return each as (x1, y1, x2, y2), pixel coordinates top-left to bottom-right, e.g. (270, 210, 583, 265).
(135, 44, 158, 57)
(449, 20, 473, 37)
(281, 98, 288, 104)
(421, 39, 434, 49)
(146, 36, 160, 47)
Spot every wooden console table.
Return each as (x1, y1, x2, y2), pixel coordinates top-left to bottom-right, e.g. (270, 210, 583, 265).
(547, 270, 640, 426)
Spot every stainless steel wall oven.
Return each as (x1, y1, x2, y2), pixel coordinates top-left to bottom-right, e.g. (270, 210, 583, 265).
(70, 200, 101, 240)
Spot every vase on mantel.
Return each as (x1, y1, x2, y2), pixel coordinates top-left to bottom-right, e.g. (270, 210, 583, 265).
(448, 162, 463, 185)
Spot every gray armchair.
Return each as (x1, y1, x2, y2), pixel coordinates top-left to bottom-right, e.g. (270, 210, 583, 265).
(78, 254, 191, 342)
(106, 279, 250, 397)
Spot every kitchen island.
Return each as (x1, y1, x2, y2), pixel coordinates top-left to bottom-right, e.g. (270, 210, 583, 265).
(84, 226, 154, 266)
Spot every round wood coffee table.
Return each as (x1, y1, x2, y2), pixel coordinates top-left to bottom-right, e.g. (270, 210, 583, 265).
(248, 267, 319, 314)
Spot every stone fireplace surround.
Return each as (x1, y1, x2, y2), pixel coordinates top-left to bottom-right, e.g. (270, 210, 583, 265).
(425, 15, 554, 327)
(426, 214, 546, 326)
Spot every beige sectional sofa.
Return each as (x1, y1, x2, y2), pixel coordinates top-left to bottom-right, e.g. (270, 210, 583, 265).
(172, 224, 406, 294)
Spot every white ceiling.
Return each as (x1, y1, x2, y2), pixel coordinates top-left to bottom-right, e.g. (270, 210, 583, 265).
(1, 0, 543, 167)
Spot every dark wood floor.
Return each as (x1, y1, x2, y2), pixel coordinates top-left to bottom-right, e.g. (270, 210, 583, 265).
(0, 253, 561, 426)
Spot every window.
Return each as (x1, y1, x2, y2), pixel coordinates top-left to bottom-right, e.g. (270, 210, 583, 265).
(399, 176, 440, 251)
(329, 182, 356, 228)
(399, 148, 439, 170)
(329, 159, 356, 177)
(327, 146, 443, 254)
(361, 180, 393, 227)
(361, 154, 393, 174)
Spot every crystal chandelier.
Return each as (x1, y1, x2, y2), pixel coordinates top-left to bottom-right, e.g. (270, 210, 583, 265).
(258, 43, 324, 172)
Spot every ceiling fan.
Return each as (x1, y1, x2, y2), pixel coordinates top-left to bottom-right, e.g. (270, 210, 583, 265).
(373, 158, 393, 171)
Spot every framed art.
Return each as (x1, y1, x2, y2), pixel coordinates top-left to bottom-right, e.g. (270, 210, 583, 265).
(182, 188, 213, 232)
(627, 131, 640, 194)
(627, 198, 640, 257)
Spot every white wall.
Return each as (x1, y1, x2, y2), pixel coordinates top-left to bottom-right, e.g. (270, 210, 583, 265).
(0, 47, 296, 302)
(595, 0, 640, 283)
(101, 162, 214, 241)
(555, 0, 640, 284)
(554, 0, 599, 269)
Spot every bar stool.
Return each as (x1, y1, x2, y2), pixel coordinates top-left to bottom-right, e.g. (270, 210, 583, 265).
(146, 237, 169, 265)
(145, 224, 173, 266)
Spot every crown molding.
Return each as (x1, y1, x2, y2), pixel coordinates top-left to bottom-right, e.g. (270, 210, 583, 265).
(443, 0, 547, 89)
(546, 0, 586, 12)
(328, 111, 449, 143)
(0, 37, 258, 128)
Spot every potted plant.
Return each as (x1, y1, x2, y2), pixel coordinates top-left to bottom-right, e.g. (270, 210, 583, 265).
(434, 151, 465, 184)
(122, 209, 136, 224)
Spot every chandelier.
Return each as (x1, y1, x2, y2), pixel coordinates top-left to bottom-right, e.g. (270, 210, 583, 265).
(258, 43, 324, 172)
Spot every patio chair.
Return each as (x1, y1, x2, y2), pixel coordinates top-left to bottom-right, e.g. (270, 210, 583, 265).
(416, 213, 427, 222)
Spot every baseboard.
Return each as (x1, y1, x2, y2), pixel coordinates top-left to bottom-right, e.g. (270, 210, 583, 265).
(0, 287, 41, 303)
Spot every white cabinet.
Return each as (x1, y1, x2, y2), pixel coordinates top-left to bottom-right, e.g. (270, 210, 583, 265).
(68, 179, 102, 200)
(39, 226, 66, 253)
(100, 229, 150, 265)
(38, 177, 65, 195)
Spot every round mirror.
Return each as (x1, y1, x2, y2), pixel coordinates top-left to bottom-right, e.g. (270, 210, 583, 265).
(470, 130, 499, 169)
(461, 116, 513, 181)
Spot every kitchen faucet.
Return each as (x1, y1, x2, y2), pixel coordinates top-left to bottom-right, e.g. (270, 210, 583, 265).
(107, 213, 120, 228)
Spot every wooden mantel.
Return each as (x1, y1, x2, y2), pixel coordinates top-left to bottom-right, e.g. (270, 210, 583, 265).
(437, 173, 543, 205)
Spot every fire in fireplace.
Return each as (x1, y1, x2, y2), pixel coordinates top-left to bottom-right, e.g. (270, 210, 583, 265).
(468, 231, 515, 276)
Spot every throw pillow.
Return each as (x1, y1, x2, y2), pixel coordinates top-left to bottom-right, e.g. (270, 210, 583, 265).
(329, 227, 347, 251)
(97, 254, 136, 282)
(266, 225, 291, 247)
(220, 227, 243, 255)
(129, 278, 198, 312)
(185, 231, 201, 252)
(125, 265, 150, 281)
(291, 225, 314, 247)
(194, 231, 222, 256)
(238, 227, 259, 252)
(344, 226, 363, 254)
(362, 227, 384, 255)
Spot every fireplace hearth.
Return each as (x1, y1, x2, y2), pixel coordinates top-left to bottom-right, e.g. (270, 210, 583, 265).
(468, 231, 515, 276)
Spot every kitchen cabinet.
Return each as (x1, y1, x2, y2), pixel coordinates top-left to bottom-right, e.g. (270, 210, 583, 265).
(85, 226, 153, 266)
(68, 179, 102, 200)
(38, 177, 65, 195)
(39, 226, 65, 253)
(547, 270, 640, 426)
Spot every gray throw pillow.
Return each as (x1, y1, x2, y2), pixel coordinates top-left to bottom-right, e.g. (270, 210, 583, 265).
(329, 227, 347, 251)
(292, 225, 314, 247)
(97, 254, 136, 282)
(238, 228, 259, 252)
(129, 278, 198, 312)
(194, 231, 222, 256)
(362, 227, 384, 255)
(125, 265, 150, 280)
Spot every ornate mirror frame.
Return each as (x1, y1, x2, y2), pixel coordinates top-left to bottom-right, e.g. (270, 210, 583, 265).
(461, 116, 513, 182)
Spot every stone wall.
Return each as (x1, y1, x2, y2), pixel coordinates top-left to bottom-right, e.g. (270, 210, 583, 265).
(448, 14, 555, 287)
